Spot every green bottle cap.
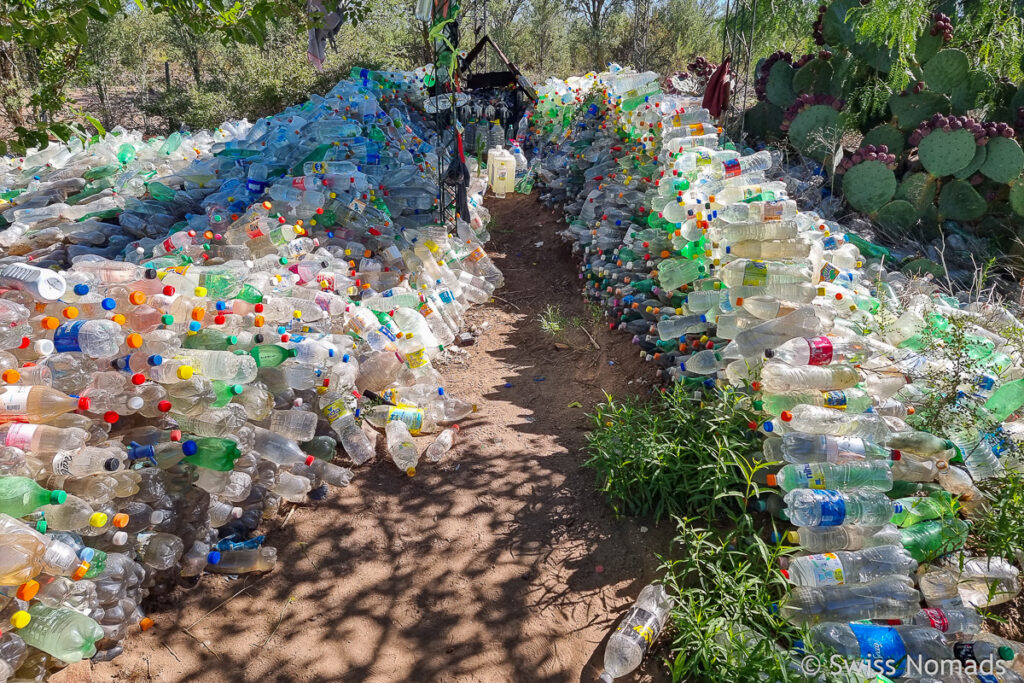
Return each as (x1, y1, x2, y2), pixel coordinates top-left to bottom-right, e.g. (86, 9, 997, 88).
(999, 646, 1014, 661)
(50, 490, 67, 505)
(230, 384, 243, 395)
(35, 520, 47, 533)
(161, 314, 174, 325)
(227, 335, 238, 345)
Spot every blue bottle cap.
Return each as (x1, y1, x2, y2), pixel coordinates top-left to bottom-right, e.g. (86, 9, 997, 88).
(127, 442, 157, 465)
(207, 551, 221, 565)
(148, 354, 163, 366)
(79, 547, 96, 562)
(181, 440, 198, 456)
(101, 298, 116, 310)
(73, 284, 89, 295)
(216, 301, 227, 311)
(188, 321, 201, 332)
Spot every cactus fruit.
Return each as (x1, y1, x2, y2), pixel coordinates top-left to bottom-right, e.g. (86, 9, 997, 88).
(861, 123, 905, 157)
(875, 200, 918, 230)
(980, 136, 1024, 183)
(842, 159, 897, 213)
(836, 144, 898, 175)
(938, 179, 987, 221)
(922, 49, 970, 94)
(915, 127, 977, 177)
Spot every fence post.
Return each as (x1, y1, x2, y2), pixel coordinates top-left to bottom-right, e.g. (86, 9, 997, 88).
(165, 61, 171, 91)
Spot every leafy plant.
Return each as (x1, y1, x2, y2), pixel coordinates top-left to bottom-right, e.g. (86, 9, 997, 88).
(584, 384, 764, 520)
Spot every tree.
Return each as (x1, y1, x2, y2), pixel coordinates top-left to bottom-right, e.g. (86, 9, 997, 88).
(0, 0, 370, 154)
(567, 0, 626, 69)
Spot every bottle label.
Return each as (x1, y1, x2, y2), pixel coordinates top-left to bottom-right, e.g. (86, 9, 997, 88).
(820, 262, 840, 282)
(850, 624, 907, 677)
(308, 162, 329, 174)
(321, 398, 350, 424)
(823, 390, 848, 411)
(762, 201, 785, 222)
(315, 272, 337, 291)
(404, 347, 428, 369)
(381, 388, 399, 404)
(921, 607, 949, 632)
(439, 290, 455, 304)
(815, 489, 847, 526)
(53, 320, 86, 353)
(312, 293, 334, 313)
(954, 642, 978, 664)
(419, 303, 434, 318)
(795, 464, 827, 489)
(467, 247, 486, 263)
(805, 552, 845, 585)
(4, 422, 37, 449)
(723, 158, 741, 178)
(741, 260, 767, 286)
(835, 437, 866, 458)
(377, 325, 397, 342)
(615, 606, 660, 651)
(0, 386, 32, 414)
(807, 336, 833, 365)
(161, 236, 182, 254)
(51, 451, 78, 475)
(388, 406, 424, 434)
(687, 123, 706, 136)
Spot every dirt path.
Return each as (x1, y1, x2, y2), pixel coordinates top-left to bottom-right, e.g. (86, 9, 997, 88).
(58, 193, 671, 683)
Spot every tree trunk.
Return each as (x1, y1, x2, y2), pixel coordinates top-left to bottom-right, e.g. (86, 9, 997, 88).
(0, 41, 25, 127)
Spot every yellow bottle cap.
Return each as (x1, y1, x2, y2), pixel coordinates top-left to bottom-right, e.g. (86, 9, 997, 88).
(89, 512, 108, 528)
(112, 313, 127, 325)
(194, 286, 208, 297)
(10, 610, 30, 629)
(406, 467, 416, 477)
(177, 365, 194, 380)
(293, 310, 302, 319)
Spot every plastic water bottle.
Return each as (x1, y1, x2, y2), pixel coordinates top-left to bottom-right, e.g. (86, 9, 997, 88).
(781, 545, 916, 587)
(807, 622, 951, 675)
(784, 489, 900, 527)
(781, 575, 920, 624)
(598, 583, 674, 682)
(768, 461, 893, 492)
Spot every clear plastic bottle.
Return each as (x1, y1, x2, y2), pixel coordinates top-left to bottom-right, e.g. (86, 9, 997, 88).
(598, 583, 673, 682)
(782, 545, 916, 587)
(780, 575, 920, 624)
(768, 461, 892, 492)
(807, 622, 950, 674)
(385, 420, 418, 476)
(784, 489, 899, 527)
(765, 336, 869, 366)
(425, 425, 458, 463)
(17, 605, 104, 662)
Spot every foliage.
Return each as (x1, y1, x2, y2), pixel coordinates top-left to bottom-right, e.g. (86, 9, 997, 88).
(584, 384, 764, 521)
(971, 471, 1024, 563)
(659, 515, 811, 682)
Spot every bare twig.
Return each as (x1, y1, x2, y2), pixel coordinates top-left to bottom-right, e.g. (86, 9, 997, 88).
(256, 596, 296, 651)
(163, 643, 182, 663)
(580, 325, 600, 350)
(491, 294, 521, 311)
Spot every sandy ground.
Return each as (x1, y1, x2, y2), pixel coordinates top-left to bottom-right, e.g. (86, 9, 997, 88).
(55, 193, 673, 683)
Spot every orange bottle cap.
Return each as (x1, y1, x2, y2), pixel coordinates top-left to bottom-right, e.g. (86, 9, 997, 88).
(112, 513, 130, 528)
(126, 333, 143, 349)
(62, 306, 79, 319)
(71, 562, 90, 581)
(129, 291, 146, 305)
(140, 617, 155, 631)
(1, 370, 19, 384)
(16, 580, 38, 601)
(111, 313, 127, 325)
(766, 473, 777, 487)
(41, 316, 59, 330)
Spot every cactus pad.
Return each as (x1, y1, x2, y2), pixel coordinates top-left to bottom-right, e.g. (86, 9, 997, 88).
(922, 50, 969, 94)
(938, 179, 987, 221)
(793, 58, 835, 96)
(896, 172, 937, 211)
(822, 0, 858, 47)
(951, 71, 989, 115)
(953, 145, 987, 180)
(917, 128, 976, 177)
(842, 160, 897, 213)
(787, 105, 843, 162)
(875, 200, 917, 231)
(861, 124, 905, 157)
(915, 28, 944, 65)
(766, 60, 797, 109)
(744, 101, 785, 141)
(1010, 180, 1024, 217)
(888, 91, 950, 132)
(980, 137, 1024, 183)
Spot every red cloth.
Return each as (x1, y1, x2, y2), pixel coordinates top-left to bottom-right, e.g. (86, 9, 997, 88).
(702, 57, 733, 118)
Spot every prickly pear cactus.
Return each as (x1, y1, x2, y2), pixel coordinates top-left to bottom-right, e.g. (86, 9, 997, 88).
(953, 145, 987, 180)
(861, 124, 905, 157)
(922, 49, 970, 94)
(792, 55, 835, 96)
(938, 179, 987, 221)
(916, 128, 976, 177)
(783, 97, 844, 161)
(744, 101, 786, 141)
(951, 71, 989, 116)
(896, 172, 938, 212)
(875, 200, 917, 231)
(888, 90, 950, 132)
(980, 136, 1024, 183)
(821, 0, 858, 47)
(1010, 178, 1024, 217)
(766, 59, 797, 109)
(841, 159, 897, 213)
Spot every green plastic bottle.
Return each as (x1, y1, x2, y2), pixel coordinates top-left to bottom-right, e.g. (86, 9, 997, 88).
(83, 549, 107, 579)
(183, 329, 239, 351)
(211, 381, 244, 407)
(18, 605, 104, 663)
(985, 378, 1024, 422)
(116, 143, 136, 165)
(899, 517, 969, 563)
(300, 436, 338, 460)
(235, 284, 263, 304)
(249, 345, 297, 368)
(181, 438, 242, 471)
(890, 491, 959, 527)
(0, 477, 65, 517)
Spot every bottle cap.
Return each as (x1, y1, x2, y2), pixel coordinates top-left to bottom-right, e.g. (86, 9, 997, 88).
(144, 268, 157, 279)
(0, 370, 18, 384)
(148, 354, 163, 366)
(935, 460, 948, 472)
(41, 316, 59, 330)
(766, 473, 777, 487)
(406, 467, 416, 477)
(9, 611, 30, 629)
(76, 548, 95, 564)
(127, 333, 143, 349)
(112, 531, 128, 545)
(779, 411, 793, 422)
(763, 348, 774, 358)
(73, 284, 89, 295)
(140, 617, 155, 631)
(76, 396, 90, 411)
(112, 513, 129, 528)
(34, 339, 54, 355)
(227, 335, 238, 346)
(89, 512, 108, 528)
(101, 297, 117, 310)
(49, 489, 67, 505)
(131, 373, 146, 386)
(35, 520, 46, 533)
(16, 580, 38, 601)
(161, 314, 174, 325)
(999, 646, 1015, 661)
(779, 569, 789, 580)
(207, 551, 222, 565)
(103, 411, 120, 424)
(71, 562, 90, 581)
(182, 440, 198, 456)
(188, 321, 202, 332)
(129, 291, 146, 305)
(177, 365, 194, 380)
(158, 400, 172, 412)
(169, 429, 182, 441)
(786, 530, 799, 543)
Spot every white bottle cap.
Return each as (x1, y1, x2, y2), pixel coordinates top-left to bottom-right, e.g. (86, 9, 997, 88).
(111, 531, 128, 546)
(33, 339, 54, 356)
(127, 396, 144, 411)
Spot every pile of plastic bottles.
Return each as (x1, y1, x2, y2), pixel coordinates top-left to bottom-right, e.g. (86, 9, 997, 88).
(538, 66, 1024, 681)
(0, 65, 499, 678)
